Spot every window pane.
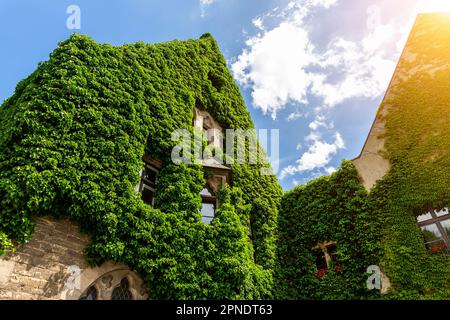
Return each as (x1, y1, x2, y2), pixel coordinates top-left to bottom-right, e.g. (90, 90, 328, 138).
(440, 219, 450, 237)
(200, 188, 213, 196)
(143, 167, 157, 185)
(417, 212, 433, 223)
(436, 207, 449, 217)
(202, 216, 214, 224)
(315, 250, 327, 270)
(79, 286, 97, 300)
(420, 223, 443, 243)
(200, 203, 215, 224)
(111, 278, 133, 300)
(142, 187, 154, 205)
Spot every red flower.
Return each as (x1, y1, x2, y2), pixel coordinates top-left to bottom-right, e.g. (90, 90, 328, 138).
(315, 268, 327, 278)
(432, 244, 439, 253)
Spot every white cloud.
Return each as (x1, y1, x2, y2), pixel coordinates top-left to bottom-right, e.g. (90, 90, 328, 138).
(232, 22, 315, 119)
(200, 0, 216, 17)
(325, 166, 337, 174)
(280, 131, 344, 180)
(286, 110, 306, 122)
(232, 0, 340, 119)
(311, 5, 398, 107)
(308, 114, 333, 130)
(252, 17, 264, 30)
(232, 1, 403, 118)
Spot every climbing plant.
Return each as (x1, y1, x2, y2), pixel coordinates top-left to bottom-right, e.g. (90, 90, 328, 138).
(274, 161, 381, 300)
(0, 33, 282, 299)
(367, 14, 450, 300)
(275, 15, 450, 300)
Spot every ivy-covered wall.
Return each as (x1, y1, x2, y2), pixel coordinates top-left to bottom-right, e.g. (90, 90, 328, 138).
(275, 13, 450, 300)
(1, 13, 449, 301)
(274, 161, 380, 299)
(0, 33, 282, 299)
(369, 14, 450, 299)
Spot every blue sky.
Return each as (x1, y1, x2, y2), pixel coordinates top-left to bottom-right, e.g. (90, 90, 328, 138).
(0, 0, 441, 190)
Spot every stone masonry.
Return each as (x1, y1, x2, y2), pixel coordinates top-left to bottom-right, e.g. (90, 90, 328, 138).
(0, 216, 90, 300)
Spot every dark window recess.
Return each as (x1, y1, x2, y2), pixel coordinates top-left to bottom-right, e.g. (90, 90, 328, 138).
(200, 188, 216, 224)
(141, 187, 155, 206)
(417, 207, 450, 254)
(315, 251, 327, 270)
(139, 163, 158, 206)
(208, 72, 224, 91)
(79, 286, 97, 300)
(111, 278, 133, 300)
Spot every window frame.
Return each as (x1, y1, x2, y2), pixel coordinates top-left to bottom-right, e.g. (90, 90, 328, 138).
(313, 241, 342, 278)
(139, 162, 159, 207)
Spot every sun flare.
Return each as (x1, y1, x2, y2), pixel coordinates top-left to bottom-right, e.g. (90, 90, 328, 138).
(417, 0, 450, 13)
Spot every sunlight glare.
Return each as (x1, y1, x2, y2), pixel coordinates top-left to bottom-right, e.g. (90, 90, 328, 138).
(417, 0, 450, 13)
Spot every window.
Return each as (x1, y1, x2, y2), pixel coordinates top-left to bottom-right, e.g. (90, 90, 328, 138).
(139, 162, 159, 206)
(111, 278, 133, 300)
(203, 117, 215, 146)
(417, 207, 450, 253)
(200, 188, 216, 224)
(79, 286, 97, 300)
(77, 268, 148, 300)
(313, 242, 342, 278)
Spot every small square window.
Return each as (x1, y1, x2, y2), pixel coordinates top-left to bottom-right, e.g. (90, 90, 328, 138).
(313, 242, 342, 278)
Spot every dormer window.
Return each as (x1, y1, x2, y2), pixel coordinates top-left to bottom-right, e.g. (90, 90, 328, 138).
(200, 187, 217, 224)
(138, 162, 159, 206)
(417, 207, 450, 253)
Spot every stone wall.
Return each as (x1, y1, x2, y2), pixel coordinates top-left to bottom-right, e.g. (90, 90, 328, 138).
(0, 216, 148, 300)
(0, 216, 90, 300)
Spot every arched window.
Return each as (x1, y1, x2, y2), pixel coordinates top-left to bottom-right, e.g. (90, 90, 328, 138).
(75, 263, 147, 300)
(79, 286, 97, 300)
(111, 278, 133, 300)
(200, 187, 216, 224)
